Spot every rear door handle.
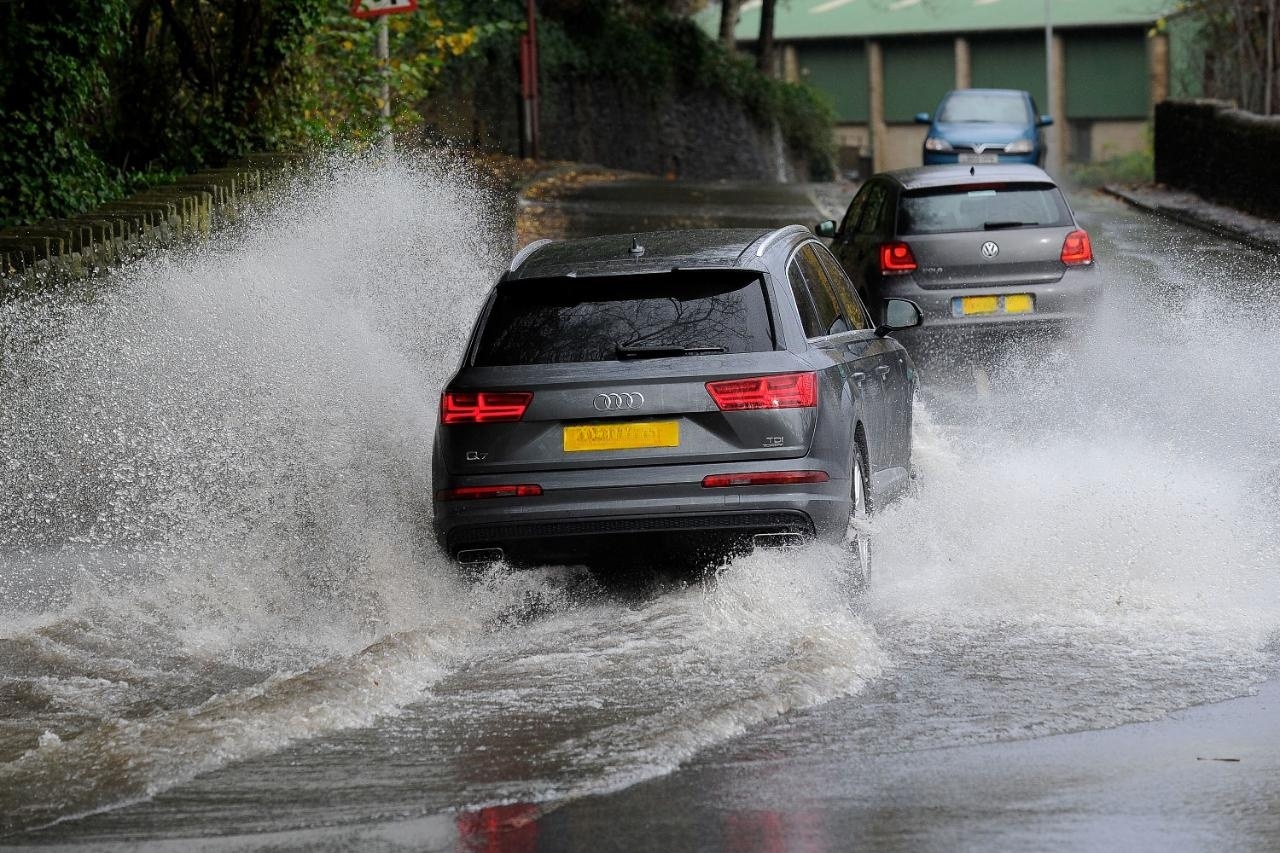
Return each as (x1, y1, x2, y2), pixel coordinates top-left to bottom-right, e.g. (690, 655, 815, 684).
(851, 371, 866, 385)
(875, 365, 892, 378)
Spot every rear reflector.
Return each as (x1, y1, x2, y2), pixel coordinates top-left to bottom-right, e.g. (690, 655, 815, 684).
(879, 241, 918, 275)
(1060, 229, 1093, 265)
(436, 484, 542, 501)
(706, 372, 817, 411)
(702, 471, 830, 488)
(441, 391, 532, 425)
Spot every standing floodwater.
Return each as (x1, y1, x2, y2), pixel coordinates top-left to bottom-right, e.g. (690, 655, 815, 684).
(1, 163, 1279, 848)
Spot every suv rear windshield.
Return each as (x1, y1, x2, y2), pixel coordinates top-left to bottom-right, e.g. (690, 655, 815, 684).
(898, 183, 1072, 235)
(473, 271, 776, 366)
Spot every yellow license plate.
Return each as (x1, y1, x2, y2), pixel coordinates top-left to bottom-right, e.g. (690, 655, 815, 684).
(955, 294, 1034, 316)
(563, 421, 679, 452)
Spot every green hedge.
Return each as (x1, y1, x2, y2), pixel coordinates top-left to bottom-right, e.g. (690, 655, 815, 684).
(1155, 99, 1280, 218)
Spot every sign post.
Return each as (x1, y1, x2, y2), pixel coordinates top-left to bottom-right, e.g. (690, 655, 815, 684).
(350, 0, 419, 154)
(519, 0, 540, 160)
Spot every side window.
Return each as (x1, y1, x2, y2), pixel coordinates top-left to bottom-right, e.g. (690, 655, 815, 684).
(857, 184, 888, 236)
(814, 245, 872, 330)
(838, 188, 869, 238)
(786, 258, 825, 339)
(796, 244, 849, 337)
(875, 188, 899, 233)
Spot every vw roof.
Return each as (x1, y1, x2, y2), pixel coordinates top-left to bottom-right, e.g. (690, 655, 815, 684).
(878, 164, 1057, 191)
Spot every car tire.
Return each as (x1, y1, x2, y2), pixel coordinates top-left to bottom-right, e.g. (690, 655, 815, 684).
(844, 437, 873, 589)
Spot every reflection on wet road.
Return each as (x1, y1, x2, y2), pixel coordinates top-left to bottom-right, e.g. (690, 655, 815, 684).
(1, 159, 1278, 850)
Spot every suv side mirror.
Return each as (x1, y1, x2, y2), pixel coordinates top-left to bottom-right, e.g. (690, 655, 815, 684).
(914, 112, 932, 124)
(814, 220, 837, 239)
(1037, 115, 1054, 127)
(875, 298, 923, 338)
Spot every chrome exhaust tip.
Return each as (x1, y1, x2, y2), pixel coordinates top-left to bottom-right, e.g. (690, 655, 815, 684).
(456, 547, 505, 565)
(752, 532, 805, 550)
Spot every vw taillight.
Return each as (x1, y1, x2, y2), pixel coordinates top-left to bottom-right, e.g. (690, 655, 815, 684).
(706, 372, 818, 411)
(440, 391, 532, 425)
(1061, 229, 1093, 265)
(879, 242, 918, 275)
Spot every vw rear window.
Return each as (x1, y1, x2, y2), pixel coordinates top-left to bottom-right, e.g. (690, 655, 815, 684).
(898, 183, 1072, 235)
(473, 271, 777, 366)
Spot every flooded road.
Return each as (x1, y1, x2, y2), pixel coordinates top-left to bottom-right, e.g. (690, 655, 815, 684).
(2, 158, 1279, 850)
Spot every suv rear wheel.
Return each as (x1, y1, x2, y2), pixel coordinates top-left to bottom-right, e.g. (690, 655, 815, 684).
(845, 438, 873, 588)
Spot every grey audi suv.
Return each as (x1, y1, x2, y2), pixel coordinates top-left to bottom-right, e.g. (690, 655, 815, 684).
(432, 227, 922, 575)
(817, 164, 1097, 347)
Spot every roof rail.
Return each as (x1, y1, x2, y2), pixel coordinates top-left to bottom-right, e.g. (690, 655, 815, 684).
(752, 224, 810, 258)
(509, 238, 554, 272)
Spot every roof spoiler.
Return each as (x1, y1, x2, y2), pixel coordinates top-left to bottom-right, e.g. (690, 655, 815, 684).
(509, 238, 554, 272)
(750, 224, 810, 258)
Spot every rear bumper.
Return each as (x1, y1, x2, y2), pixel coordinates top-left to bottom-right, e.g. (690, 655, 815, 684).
(880, 267, 1099, 335)
(446, 510, 816, 566)
(432, 468, 851, 566)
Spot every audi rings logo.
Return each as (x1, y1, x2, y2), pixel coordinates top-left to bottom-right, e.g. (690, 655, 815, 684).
(981, 241, 1000, 259)
(593, 392, 645, 411)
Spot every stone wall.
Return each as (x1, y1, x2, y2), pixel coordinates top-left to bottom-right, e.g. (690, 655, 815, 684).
(537, 79, 808, 181)
(1155, 99, 1280, 218)
(428, 69, 814, 182)
(0, 154, 300, 300)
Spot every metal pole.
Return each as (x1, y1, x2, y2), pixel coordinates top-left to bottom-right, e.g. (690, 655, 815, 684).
(1044, 0, 1052, 113)
(1267, 0, 1276, 115)
(1045, 0, 1058, 173)
(378, 14, 392, 154)
(527, 0, 539, 160)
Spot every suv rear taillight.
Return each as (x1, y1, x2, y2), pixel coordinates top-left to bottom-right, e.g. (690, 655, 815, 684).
(879, 242, 918, 275)
(706, 372, 818, 411)
(440, 391, 532, 425)
(702, 471, 829, 488)
(1060, 229, 1093, 265)
(436, 484, 542, 501)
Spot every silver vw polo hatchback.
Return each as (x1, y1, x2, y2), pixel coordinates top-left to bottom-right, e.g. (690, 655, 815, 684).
(432, 227, 922, 574)
(817, 164, 1097, 346)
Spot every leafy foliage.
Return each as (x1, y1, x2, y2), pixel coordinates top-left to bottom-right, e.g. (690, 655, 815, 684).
(1167, 0, 1280, 114)
(0, 0, 132, 228)
(0, 0, 832, 228)
(107, 0, 329, 171)
(278, 4, 515, 146)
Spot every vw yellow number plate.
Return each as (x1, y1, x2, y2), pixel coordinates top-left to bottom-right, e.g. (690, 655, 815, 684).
(953, 294, 1034, 316)
(564, 421, 679, 452)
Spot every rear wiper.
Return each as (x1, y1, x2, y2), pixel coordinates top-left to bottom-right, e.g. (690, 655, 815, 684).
(615, 344, 727, 359)
(983, 220, 1034, 230)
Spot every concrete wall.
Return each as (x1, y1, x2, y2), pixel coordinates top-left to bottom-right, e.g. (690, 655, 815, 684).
(0, 155, 298, 299)
(881, 124, 930, 172)
(1082, 120, 1148, 163)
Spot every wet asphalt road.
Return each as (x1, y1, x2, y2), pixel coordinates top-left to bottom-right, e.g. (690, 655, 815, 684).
(2, 167, 1279, 851)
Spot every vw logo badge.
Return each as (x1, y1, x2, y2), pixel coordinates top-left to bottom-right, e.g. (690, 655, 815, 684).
(981, 241, 1000, 259)
(594, 392, 644, 411)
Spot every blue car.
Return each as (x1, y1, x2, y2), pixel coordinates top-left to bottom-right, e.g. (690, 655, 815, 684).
(915, 89, 1053, 167)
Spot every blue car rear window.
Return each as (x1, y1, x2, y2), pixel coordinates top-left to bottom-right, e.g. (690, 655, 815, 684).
(898, 183, 1072, 235)
(474, 271, 777, 366)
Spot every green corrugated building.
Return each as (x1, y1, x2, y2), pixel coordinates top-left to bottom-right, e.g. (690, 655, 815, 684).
(704, 0, 1182, 174)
